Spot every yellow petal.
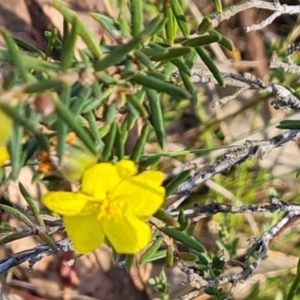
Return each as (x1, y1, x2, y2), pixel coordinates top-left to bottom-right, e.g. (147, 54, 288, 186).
(81, 160, 137, 198)
(42, 192, 95, 216)
(0, 147, 9, 166)
(102, 214, 151, 253)
(64, 214, 104, 254)
(115, 159, 137, 179)
(0, 109, 12, 147)
(112, 171, 165, 217)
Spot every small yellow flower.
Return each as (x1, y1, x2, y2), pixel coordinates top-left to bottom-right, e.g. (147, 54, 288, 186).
(42, 160, 165, 254)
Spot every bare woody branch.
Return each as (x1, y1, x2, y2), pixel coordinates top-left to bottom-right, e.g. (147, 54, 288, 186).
(0, 237, 73, 275)
(166, 130, 300, 212)
(210, 0, 300, 32)
(174, 205, 300, 300)
(171, 197, 300, 220)
(180, 68, 300, 109)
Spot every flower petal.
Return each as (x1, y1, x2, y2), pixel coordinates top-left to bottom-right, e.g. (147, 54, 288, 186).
(102, 214, 151, 253)
(112, 171, 165, 217)
(64, 214, 104, 254)
(81, 160, 137, 198)
(42, 192, 94, 216)
(0, 146, 9, 167)
(115, 159, 137, 179)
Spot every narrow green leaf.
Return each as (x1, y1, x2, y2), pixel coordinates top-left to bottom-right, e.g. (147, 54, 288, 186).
(38, 230, 56, 247)
(0, 232, 32, 245)
(277, 120, 300, 129)
(61, 17, 78, 71)
(125, 254, 135, 272)
(146, 89, 165, 148)
(95, 15, 165, 71)
(52, 0, 102, 58)
(178, 252, 199, 262)
(118, 15, 131, 36)
(129, 71, 191, 99)
(166, 170, 190, 196)
(130, 122, 152, 162)
(19, 182, 44, 226)
(55, 96, 96, 154)
(71, 87, 93, 116)
(127, 94, 148, 117)
(82, 86, 115, 113)
(170, 57, 191, 76)
(178, 210, 189, 231)
(152, 47, 191, 61)
(45, 28, 58, 59)
(286, 257, 300, 300)
(213, 0, 223, 13)
(195, 46, 224, 86)
(166, 245, 174, 267)
(121, 114, 137, 132)
(141, 46, 168, 57)
(146, 71, 166, 81)
(130, 0, 144, 37)
(141, 250, 166, 263)
(8, 112, 24, 179)
(170, 0, 189, 38)
(154, 209, 180, 228)
(139, 238, 164, 265)
(179, 69, 198, 105)
(90, 13, 122, 39)
(126, 99, 140, 118)
(161, 227, 206, 252)
(104, 103, 118, 125)
(44, 30, 62, 52)
(0, 103, 49, 151)
(0, 222, 15, 231)
(164, 0, 176, 45)
(85, 111, 104, 150)
(197, 17, 212, 34)
(56, 86, 71, 161)
(185, 49, 198, 69)
(32, 171, 44, 184)
(209, 30, 234, 51)
(182, 35, 220, 47)
(102, 121, 118, 161)
(163, 61, 177, 78)
(0, 204, 34, 227)
(139, 156, 160, 171)
(0, 49, 60, 72)
(134, 49, 154, 70)
(25, 80, 64, 93)
(63, 17, 70, 39)
(0, 29, 32, 82)
(13, 37, 44, 55)
(191, 250, 209, 265)
(115, 125, 124, 159)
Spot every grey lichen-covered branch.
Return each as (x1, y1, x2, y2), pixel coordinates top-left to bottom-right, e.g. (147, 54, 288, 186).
(181, 67, 300, 109)
(171, 197, 300, 220)
(210, 0, 300, 32)
(0, 238, 73, 275)
(175, 205, 300, 300)
(167, 129, 300, 212)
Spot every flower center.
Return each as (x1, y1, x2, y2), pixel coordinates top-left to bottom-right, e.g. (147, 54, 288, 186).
(97, 196, 124, 220)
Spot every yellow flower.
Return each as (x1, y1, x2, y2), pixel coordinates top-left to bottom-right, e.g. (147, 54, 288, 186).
(0, 146, 9, 166)
(42, 160, 165, 254)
